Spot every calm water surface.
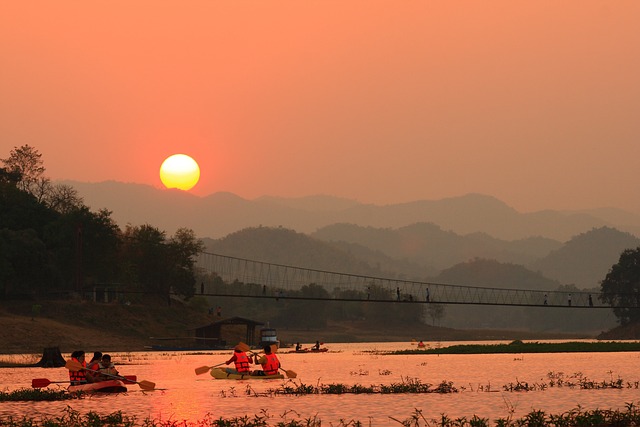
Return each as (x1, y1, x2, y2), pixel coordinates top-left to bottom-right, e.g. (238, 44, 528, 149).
(2, 341, 640, 424)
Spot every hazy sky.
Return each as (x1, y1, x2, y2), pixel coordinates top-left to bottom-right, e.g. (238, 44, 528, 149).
(1, 2, 639, 214)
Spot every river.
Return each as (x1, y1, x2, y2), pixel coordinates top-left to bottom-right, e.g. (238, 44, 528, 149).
(1, 341, 639, 425)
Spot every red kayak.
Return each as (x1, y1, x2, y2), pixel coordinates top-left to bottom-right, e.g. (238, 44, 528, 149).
(68, 380, 127, 393)
(287, 348, 328, 353)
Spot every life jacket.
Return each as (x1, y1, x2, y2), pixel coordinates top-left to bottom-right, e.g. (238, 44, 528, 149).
(69, 358, 87, 385)
(262, 353, 279, 375)
(98, 362, 118, 379)
(234, 352, 250, 373)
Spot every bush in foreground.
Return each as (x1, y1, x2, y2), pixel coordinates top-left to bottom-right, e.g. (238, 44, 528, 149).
(3, 405, 640, 426)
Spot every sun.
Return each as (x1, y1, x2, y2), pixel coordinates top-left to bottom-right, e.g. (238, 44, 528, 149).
(159, 154, 200, 191)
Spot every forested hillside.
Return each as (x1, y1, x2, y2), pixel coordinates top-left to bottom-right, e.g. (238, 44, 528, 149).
(532, 227, 640, 288)
(197, 226, 625, 333)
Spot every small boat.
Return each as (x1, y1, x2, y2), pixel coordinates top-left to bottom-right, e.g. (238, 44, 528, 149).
(259, 327, 279, 348)
(210, 367, 284, 380)
(287, 348, 329, 353)
(68, 380, 127, 393)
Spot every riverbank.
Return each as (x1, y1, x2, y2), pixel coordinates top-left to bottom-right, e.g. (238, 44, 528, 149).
(0, 299, 621, 356)
(389, 340, 640, 355)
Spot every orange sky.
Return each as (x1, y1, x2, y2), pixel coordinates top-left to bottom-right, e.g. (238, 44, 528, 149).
(1, 2, 639, 214)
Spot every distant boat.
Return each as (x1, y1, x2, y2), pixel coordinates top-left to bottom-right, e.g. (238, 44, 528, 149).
(286, 347, 329, 354)
(259, 327, 279, 348)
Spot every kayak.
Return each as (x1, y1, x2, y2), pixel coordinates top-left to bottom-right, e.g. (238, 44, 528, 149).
(210, 367, 284, 380)
(68, 380, 127, 393)
(287, 348, 328, 353)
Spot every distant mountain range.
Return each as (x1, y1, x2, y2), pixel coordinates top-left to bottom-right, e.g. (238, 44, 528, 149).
(63, 180, 640, 241)
(62, 180, 640, 334)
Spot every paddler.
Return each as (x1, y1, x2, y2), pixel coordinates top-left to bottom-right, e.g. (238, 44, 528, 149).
(68, 350, 88, 385)
(85, 351, 103, 383)
(96, 354, 119, 381)
(251, 345, 280, 376)
(224, 344, 252, 375)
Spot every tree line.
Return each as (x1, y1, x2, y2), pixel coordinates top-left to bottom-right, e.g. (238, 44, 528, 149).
(0, 145, 203, 303)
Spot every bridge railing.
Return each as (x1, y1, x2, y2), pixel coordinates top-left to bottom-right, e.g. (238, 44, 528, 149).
(196, 252, 604, 308)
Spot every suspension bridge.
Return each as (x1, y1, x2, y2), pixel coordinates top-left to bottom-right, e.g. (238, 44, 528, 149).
(196, 252, 611, 309)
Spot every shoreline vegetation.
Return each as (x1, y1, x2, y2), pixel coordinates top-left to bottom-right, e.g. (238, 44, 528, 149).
(0, 299, 596, 357)
(2, 404, 640, 427)
(1, 298, 638, 358)
(390, 340, 640, 355)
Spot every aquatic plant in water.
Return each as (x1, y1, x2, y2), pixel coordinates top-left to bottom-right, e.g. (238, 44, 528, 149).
(0, 388, 75, 402)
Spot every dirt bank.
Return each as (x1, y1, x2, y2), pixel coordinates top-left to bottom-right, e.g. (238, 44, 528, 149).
(0, 300, 593, 356)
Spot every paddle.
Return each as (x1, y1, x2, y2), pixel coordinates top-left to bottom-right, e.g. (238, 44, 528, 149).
(279, 367, 297, 378)
(194, 362, 226, 375)
(236, 342, 297, 378)
(32, 376, 137, 389)
(65, 360, 155, 391)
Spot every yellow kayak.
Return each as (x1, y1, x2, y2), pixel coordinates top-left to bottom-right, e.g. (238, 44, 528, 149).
(210, 367, 284, 380)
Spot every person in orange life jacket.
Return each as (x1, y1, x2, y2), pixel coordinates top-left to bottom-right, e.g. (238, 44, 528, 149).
(224, 345, 253, 374)
(69, 350, 88, 385)
(251, 345, 280, 376)
(96, 354, 119, 382)
(85, 351, 103, 383)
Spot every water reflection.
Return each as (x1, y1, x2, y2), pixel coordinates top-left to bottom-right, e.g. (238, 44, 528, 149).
(2, 342, 640, 424)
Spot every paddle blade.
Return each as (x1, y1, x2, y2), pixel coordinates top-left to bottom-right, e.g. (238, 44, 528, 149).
(137, 380, 155, 391)
(65, 360, 83, 371)
(195, 366, 211, 375)
(285, 369, 297, 379)
(236, 342, 250, 352)
(31, 378, 51, 388)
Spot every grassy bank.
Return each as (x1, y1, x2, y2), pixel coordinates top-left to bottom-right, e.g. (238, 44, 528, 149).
(390, 340, 640, 355)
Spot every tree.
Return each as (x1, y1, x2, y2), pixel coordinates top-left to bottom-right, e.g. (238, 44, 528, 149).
(0, 229, 50, 296)
(600, 247, 640, 325)
(120, 224, 169, 301)
(425, 303, 445, 326)
(43, 183, 84, 214)
(44, 207, 121, 290)
(119, 225, 203, 303)
(1, 145, 46, 195)
(167, 228, 204, 299)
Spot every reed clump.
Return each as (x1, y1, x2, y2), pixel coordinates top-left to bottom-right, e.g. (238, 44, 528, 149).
(266, 378, 457, 395)
(0, 388, 75, 402)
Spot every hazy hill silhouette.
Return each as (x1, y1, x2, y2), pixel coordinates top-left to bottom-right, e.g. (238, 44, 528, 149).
(201, 226, 561, 287)
(202, 224, 639, 295)
(201, 227, 390, 277)
(311, 222, 562, 273)
(63, 180, 640, 241)
(532, 227, 640, 288)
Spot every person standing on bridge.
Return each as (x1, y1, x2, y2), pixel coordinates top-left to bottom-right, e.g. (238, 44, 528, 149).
(568, 294, 572, 306)
(396, 287, 401, 301)
(425, 288, 430, 303)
